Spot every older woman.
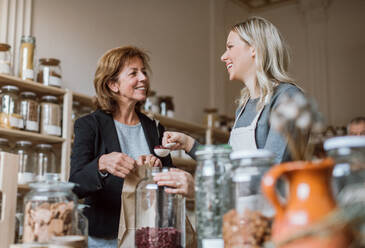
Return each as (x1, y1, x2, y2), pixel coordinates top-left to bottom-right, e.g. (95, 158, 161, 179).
(69, 46, 193, 248)
(163, 17, 302, 164)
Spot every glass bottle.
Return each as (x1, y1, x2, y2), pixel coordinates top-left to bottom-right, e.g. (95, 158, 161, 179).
(40, 95, 62, 136)
(0, 85, 23, 129)
(194, 144, 232, 248)
(20, 91, 40, 132)
(0, 43, 12, 75)
(14, 140, 36, 184)
(19, 35, 36, 81)
(35, 143, 59, 181)
(223, 149, 275, 248)
(135, 167, 186, 248)
(0, 137, 11, 152)
(22, 181, 79, 244)
(37, 58, 62, 88)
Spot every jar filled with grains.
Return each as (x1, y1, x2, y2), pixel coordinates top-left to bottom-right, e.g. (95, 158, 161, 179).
(40, 95, 62, 136)
(19, 35, 36, 81)
(20, 91, 40, 132)
(0, 85, 23, 129)
(0, 43, 12, 75)
(37, 58, 62, 88)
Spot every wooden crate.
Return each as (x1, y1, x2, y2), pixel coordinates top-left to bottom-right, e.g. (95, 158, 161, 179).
(0, 152, 19, 247)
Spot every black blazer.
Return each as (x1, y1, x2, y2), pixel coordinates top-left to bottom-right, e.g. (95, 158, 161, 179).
(69, 109, 172, 238)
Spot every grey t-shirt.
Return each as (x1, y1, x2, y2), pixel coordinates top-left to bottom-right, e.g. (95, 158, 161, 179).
(113, 120, 150, 160)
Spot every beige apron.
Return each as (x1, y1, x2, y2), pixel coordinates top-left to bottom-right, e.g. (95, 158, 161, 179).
(229, 100, 265, 151)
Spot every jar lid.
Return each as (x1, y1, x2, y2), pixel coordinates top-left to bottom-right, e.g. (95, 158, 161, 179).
(1, 85, 19, 91)
(324, 136, 365, 151)
(20, 91, 37, 97)
(29, 181, 75, 191)
(195, 144, 232, 156)
(42, 95, 58, 101)
(36, 143, 52, 149)
(21, 35, 36, 44)
(230, 149, 274, 160)
(39, 58, 60, 66)
(16, 140, 32, 146)
(0, 43, 11, 51)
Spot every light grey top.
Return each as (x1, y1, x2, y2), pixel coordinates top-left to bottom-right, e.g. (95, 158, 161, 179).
(114, 120, 150, 160)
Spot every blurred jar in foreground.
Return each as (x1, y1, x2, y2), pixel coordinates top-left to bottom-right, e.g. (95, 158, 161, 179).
(35, 143, 59, 181)
(40, 95, 62, 136)
(37, 58, 62, 88)
(20, 91, 40, 132)
(14, 140, 36, 184)
(0, 85, 23, 129)
(19, 35, 36, 81)
(223, 149, 275, 248)
(0, 43, 12, 75)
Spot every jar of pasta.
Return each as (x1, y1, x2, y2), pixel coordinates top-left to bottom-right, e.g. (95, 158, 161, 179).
(0, 85, 23, 129)
(40, 95, 62, 136)
(20, 91, 40, 132)
(19, 35, 36, 81)
(14, 140, 36, 184)
(0, 43, 12, 75)
(37, 58, 62, 88)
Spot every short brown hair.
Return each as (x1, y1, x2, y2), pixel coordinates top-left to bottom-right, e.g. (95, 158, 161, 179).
(93, 46, 150, 114)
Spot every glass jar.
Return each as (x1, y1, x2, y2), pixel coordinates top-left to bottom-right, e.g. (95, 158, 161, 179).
(0, 85, 23, 129)
(324, 136, 365, 204)
(0, 43, 12, 75)
(135, 167, 186, 248)
(223, 149, 275, 248)
(14, 140, 36, 184)
(19, 35, 36, 81)
(0, 137, 11, 152)
(144, 90, 159, 114)
(35, 143, 59, 181)
(20, 91, 40, 132)
(76, 204, 89, 243)
(37, 58, 62, 88)
(40, 95, 62, 136)
(158, 96, 175, 117)
(195, 144, 232, 248)
(22, 181, 79, 244)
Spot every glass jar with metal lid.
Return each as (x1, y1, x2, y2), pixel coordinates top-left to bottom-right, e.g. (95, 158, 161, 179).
(0, 85, 23, 129)
(223, 149, 275, 248)
(324, 136, 365, 204)
(40, 95, 62, 136)
(23, 181, 80, 244)
(0, 137, 11, 152)
(14, 140, 36, 184)
(0, 43, 12, 75)
(37, 58, 62, 88)
(195, 144, 232, 248)
(20, 91, 40, 132)
(35, 143, 59, 182)
(19, 35, 36, 80)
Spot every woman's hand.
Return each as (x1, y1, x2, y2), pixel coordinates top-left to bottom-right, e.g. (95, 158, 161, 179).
(136, 154, 162, 167)
(153, 168, 195, 199)
(162, 131, 195, 153)
(98, 152, 136, 178)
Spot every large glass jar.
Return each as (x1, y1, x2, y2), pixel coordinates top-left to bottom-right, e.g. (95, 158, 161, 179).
(324, 136, 365, 204)
(35, 143, 59, 181)
(223, 149, 275, 248)
(37, 58, 62, 88)
(14, 140, 36, 184)
(135, 167, 186, 248)
(22, 181, 80, 244)
(20, 91, 40, 132)
(0, 85, 23, 129)
(19, 35, 36, 81)
(195, 144, 232, 248)
(0, 137, 11, 152)
(0, 43, 12, 75)
(40, 95, 62, 136)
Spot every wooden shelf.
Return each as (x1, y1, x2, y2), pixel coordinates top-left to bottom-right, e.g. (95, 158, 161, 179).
(0, 74, 66, 96)
(17, 184, 30, 193)
(0, 127, 65, 144)
(72, 91, 95, 107)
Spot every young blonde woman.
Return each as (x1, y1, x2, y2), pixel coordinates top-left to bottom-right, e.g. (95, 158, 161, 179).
(163, 16, 302, 163)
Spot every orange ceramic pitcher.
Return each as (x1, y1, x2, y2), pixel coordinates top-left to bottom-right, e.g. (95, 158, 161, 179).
(261, 159, 350, 248)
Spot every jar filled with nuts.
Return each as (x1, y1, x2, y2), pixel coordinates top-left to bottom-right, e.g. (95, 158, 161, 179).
(22, 181, 80, 244)
(223, 149, 275, 248)
(0, 85, 23, 129)
(20, 91, 40, 132)
(37, 58, 62, 88)
(40, 95, 62, 136)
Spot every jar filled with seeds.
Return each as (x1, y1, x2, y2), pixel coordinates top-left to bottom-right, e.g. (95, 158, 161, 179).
(37, 58, 62, 88)
(35, 143, 59, 182)
(19, 35, 36, 81)
(20, 91, 40, 132)
(0, 85, 23, 129)
(22, 181, 80, 244)
(0, 43, 12, 75)
(14, 140, 36, 184)
(40, 95, 62, 136)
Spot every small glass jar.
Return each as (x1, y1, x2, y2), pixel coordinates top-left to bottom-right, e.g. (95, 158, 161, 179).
(0, 137, 11, 152)
(40, 95, 62, 136)
(0, 43, 12, 75)
(135, 167, 186, 248)
(0, 85, 23, 129)
(158, 96, 175, 117)
(22, 181, 79, 244)
(195, 144, 232, 248)
(35, 143, 59, 181)
(19, 35, 36, 81)
(223, 149, 275, 248)
(14, 140, 36, 184)
(20, 91, 40, 132)
(37, 58, 62, 88)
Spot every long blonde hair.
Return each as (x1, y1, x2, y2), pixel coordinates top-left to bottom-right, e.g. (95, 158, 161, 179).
(232, 16, 295, 110)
